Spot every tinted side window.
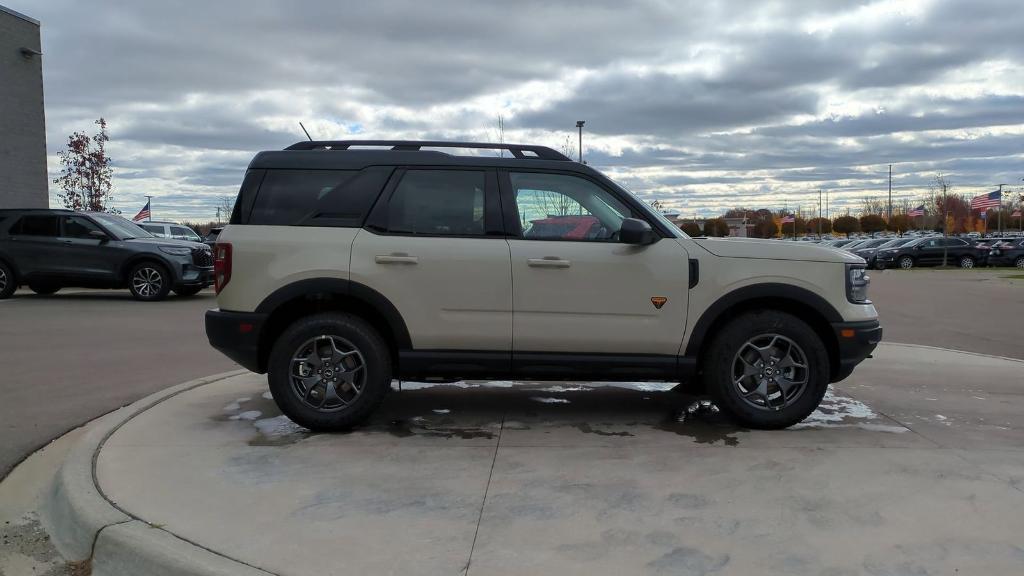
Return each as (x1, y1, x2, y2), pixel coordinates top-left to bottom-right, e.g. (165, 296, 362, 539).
(12, 216, 59, 237)
(385, 170, 485, 236)
(62, 216, 104, 239)
(170, 226, 197, 240)
(247, 167, 390, 227)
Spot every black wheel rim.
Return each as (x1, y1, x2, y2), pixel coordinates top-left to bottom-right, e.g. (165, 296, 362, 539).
(0, 268, 7, 293)
(290, 335, 367, 412)
(732, 334, 809, 412)
(132, 267, 163, 297)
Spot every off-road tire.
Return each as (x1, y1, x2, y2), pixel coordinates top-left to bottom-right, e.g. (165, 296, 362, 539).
(0, 261, 15, 299)
(702, 310, 830, 429)
(127, 261, 172, 301)
(267, 313, 392, 431)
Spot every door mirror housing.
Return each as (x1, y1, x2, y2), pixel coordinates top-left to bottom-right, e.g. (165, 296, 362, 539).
(89, 230, 110, 242)
(619, 218, 656, 245)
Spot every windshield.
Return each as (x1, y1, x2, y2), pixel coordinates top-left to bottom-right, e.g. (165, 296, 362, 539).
(90, 213, 155, 240)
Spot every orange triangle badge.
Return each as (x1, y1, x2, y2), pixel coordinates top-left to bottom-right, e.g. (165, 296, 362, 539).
(651, 297, 667, 309)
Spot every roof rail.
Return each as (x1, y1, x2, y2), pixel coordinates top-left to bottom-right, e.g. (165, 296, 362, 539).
(284, 140, 572, 161)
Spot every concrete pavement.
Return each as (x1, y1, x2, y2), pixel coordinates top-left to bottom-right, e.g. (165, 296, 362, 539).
(38, 343, 1024, 576)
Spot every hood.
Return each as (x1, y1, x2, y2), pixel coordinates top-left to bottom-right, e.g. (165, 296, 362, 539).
(127, 237, 209, 250)
(692, 237, 864, 264)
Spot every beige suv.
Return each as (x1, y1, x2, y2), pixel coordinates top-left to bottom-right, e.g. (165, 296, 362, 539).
(206, 140, 880, 430)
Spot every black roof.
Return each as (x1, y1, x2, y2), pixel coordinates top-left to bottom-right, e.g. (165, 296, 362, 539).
(249, 140, 592, 173)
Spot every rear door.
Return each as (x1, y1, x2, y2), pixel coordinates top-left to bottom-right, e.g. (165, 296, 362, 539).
(5, 215, 62, 279)
(350, 168, 512, 360)
(503, 170, 689, 357)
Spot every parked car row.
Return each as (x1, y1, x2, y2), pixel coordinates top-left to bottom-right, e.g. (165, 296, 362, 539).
(819, 236, 1024, 269)
(0, 209, 213, 301)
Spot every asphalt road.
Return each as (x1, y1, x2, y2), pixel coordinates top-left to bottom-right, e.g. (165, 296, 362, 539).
(0, 289, 234, 479)
(0, 269, 1021, 479)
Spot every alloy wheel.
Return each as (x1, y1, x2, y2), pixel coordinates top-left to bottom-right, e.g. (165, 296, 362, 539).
(290, 335, 366, 411)
(131, 267, 163, 297)
(960, 257, 974, 269)
(0, 268, 7, 293)
(899, 257, 913, 269)
(732, 334, 809, 412)
(1016, 257, 1024, 269)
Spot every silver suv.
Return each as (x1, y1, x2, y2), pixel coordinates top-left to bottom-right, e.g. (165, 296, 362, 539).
(205, 141, 881, 430)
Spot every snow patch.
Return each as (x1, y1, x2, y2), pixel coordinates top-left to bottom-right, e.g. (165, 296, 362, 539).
(262, 391, 273, 400)
(253, 415, 308, 438)
(432, 409, 450, 414)
(223, 402, 240, 412)
(530, 397, 570, 404)
(536, 385, 592, 392)
(791, 387, 907, 433)
(230, 410, 262, 421)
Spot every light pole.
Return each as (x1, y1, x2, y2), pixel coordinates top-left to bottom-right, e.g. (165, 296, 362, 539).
(145, 195, 153, 222)
(996, 184, 1008, 234)
(575, 120, 585, 163)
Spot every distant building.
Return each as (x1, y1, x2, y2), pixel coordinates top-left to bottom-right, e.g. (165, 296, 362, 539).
(723, 217, 752, 237)
(0, 5, 48, 208)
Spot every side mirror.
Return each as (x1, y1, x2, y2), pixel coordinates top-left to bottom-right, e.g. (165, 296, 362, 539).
(89, 230, 110, 242)
(619, 218, 656, 245)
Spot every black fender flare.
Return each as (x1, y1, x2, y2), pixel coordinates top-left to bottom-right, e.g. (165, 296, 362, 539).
(255, 277, 412, 350)
(684, 283, 843, 358)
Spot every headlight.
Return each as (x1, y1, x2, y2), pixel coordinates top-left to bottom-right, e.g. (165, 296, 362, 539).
(158, 246, 192, 256)
(846, 265, 870, 304)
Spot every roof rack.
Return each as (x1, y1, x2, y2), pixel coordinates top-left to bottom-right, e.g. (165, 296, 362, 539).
(284, 140, 571, 161)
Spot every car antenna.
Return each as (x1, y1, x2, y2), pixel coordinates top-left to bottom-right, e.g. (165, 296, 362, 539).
(299, 122, 313, 141)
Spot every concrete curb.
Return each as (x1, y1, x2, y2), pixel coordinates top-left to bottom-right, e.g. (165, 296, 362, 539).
(38, 369, 268, 575)
(883, 341, 1024, 364)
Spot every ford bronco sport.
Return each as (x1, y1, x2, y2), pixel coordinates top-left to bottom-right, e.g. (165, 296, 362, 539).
(205, 140, 880, 430)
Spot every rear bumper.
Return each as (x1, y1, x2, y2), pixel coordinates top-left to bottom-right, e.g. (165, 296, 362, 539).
(205, 309, 266, 373)
(831, 319, 882, 382)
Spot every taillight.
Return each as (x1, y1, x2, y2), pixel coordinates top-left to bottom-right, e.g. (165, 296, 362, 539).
(214, 242, 232, 294)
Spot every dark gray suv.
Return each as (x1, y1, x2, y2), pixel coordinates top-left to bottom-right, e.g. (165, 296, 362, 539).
(0, 209, 213, 301)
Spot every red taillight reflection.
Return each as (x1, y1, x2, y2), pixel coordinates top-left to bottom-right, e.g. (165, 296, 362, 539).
(214, 242, 232, 294)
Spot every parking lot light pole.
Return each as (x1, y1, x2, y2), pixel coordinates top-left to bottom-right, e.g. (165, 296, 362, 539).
(576, 120, 585, 163)
(145, 195, 153, 222)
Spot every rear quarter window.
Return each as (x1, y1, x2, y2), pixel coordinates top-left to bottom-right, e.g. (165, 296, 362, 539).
(245, 166, 392, 227)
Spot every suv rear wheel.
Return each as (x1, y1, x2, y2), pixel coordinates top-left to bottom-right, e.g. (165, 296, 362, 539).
(0, 261, 15, 299)
(703, 310, 829, 429)
(128, 261, 172, 301)
(267, 312, 392, 431)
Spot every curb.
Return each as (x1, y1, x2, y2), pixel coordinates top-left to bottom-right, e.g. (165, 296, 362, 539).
(882, 341, 1024, 364)
(37, 369, 276, 576)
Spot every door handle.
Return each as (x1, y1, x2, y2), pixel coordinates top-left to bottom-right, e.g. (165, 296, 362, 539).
(375, 253, 418, 265)
(527, 257, 571, 268)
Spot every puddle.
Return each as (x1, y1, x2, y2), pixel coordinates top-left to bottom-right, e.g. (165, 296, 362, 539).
(572, 423, 634, 437)
(655, 400, 745, 446)
(385, 418, 496, 440)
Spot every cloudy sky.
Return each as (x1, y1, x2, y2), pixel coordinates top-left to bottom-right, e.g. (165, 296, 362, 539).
(11, 0, 1024, 220)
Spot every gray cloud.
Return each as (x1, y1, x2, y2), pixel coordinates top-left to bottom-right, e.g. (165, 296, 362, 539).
(7, 0, 1022, 219)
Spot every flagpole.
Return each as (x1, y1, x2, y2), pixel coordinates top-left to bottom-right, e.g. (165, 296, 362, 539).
(145, 195, 153, 222)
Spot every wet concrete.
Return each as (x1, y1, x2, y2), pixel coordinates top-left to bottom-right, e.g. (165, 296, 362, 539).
(91, 344, 1024, 575)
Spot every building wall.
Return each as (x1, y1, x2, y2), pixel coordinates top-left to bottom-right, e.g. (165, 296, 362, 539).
(0, 5, 48, 208)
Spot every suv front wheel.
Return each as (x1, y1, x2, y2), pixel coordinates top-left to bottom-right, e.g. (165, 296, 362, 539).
(703, 310, 829, 429)
(267, 313, 392, 431)
(128, 261, 172, 301)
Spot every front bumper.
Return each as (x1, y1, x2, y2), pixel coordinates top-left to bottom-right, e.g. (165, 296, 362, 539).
(831, 319, 882, 382)
(205, 309, 267, 373)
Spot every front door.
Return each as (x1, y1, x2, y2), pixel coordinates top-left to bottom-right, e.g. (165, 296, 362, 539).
(55, 215, 118, 281)
(503, 171, 689, 357)
(350, 168, 512, 357)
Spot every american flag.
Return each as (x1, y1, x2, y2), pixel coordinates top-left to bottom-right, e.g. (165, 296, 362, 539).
(970, 190, 1002, 211)
(132, 199, 151, 222)
(907, 205, 925, 217)
(780, 215, 795, 224)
